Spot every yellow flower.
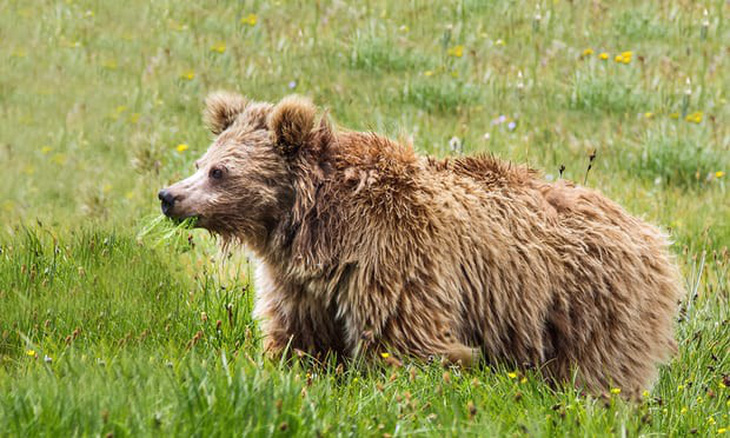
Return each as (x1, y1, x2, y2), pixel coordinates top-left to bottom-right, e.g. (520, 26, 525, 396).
(520, 377, 528, 384)
(52, 153, 67, 165)
(241, 13, 257, 26)
(614, 55, 623, 63)
(709, 417, 716, 425)
(678, 384, 685, 391)
(448, 45, 464, 58)
(41, 146, 53, 155)
(507, 371, 518, 379)
(642, 390, 650, 398)
(610, 388, 621, 395)
(380, 352, 390, 359)
(718, 428, 727, 435)
(686, 112, 703, 124)
(644, 112, 654, 119)
(599, 52, 609, 60)
(681, 407, 688, 414)
(423, 70, 434, 77)
(210, 42, 226, 54)
(582, 48, 594, 56)
(181, 70, 195, 81)
(621, 51, 633, 59)
(176, 143, 189, 152)
(26, 349, 37, 357)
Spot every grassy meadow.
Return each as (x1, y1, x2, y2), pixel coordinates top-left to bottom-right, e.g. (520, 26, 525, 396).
(1, 0, 729, 436)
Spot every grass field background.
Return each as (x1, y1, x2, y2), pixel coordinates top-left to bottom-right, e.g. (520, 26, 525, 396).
(1, 0, 729, 436)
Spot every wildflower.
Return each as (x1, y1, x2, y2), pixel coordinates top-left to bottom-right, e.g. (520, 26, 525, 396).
(44, 355, 52, 363)
(507, 371, 518, 379)
(181, 70, 195, 81)
(449, 136, 463, 154)
(176, 144, 189, 152)
(423, 70, 434, 77)
(495, 39, 505, 46)
(210, 42, 226, 54)
(26, 349, 37, 357)
(681, 406, 688, 414)
(41, 146, 52, 155)
(241, 13, 257, 26)
(719, 428, 727, 435)
(582, 48, 594, 57)
(483, 133, 491, 141)
(709, 417, 716, 425)
(399, 25, 409, 33)
(642, 390, 650, 398)
(599, 52, 609, 61)
(380, 352, 390, 359)
(507, 121, 517, 131)
(447, 45, 464, 58)
(492, 115, 507, 125)
(678, 384, 685, 391)
(644, 112, 654, 119)
(685, 112, 703, 124)
(610, 388, 621, 395)
(288, 80, 297, 89)
(520, 377, 528, 384)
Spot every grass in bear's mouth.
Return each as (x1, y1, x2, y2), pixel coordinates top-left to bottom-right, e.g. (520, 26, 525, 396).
(136, 214, 198, 249)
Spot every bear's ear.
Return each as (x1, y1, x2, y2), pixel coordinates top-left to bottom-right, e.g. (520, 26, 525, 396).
(203, 91, 248, 135)
(268, 95, 316, 155)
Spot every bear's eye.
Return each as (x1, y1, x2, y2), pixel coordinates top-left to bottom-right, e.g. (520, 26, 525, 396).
(209, 167, 224, 180)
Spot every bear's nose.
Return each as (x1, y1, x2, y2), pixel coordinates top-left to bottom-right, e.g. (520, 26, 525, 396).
(158, 189, 175, 216)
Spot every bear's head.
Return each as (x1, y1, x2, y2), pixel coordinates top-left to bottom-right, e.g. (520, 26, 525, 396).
(158, 92, 326, 249)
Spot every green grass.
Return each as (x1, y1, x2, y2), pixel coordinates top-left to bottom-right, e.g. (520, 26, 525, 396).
(1, 0, 729, 436)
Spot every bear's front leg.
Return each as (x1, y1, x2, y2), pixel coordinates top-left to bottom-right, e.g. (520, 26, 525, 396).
(258, 309, 293, 360)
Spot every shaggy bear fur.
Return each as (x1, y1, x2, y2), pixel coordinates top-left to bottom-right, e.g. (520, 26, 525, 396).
(160, 93, 683, 397)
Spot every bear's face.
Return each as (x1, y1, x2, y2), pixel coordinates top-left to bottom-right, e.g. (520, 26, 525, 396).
(158, 93, 318, 247)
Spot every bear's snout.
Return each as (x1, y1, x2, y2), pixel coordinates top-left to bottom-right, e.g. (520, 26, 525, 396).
(158, 189, 176, 216)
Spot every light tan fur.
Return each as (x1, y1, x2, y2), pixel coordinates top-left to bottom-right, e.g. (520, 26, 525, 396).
(161, 93, 684, 397)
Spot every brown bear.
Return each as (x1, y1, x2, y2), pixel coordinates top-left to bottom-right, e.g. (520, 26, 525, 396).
(159, 92, 683, 397)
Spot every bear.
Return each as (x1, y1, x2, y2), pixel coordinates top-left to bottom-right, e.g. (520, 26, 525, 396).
(158, 92, 683, 397)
